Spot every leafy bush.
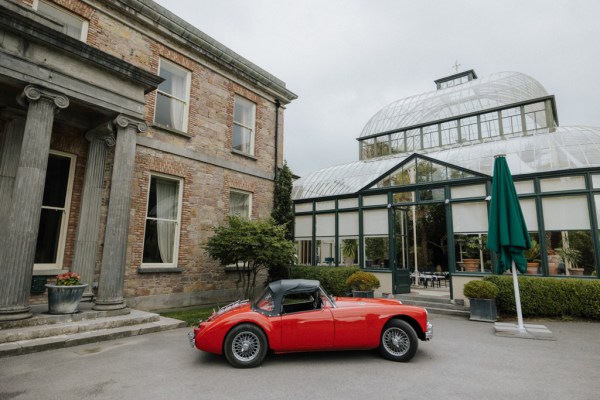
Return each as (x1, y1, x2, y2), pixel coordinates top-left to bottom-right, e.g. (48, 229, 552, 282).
(289, 265, 359, 296)
(463, 280, 499, 299)
(346, 271, 381, 291)
(484, 276, 600, 319)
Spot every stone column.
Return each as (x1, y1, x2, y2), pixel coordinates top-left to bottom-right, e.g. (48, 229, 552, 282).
(93, 115, 146, 311)
(0, 86, 69, 321)
(0, 111, 25, 227)
(72, 123, 116, 301)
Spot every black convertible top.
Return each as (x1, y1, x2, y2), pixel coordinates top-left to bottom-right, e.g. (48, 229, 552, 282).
(258, 279, 321, 315)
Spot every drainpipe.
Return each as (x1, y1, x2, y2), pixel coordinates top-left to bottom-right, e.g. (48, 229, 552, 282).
(274, 99, 281, 180)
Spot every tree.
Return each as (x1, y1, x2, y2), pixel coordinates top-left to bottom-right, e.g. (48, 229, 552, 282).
(271, 161, 294, 240)
(204, 216, 295, 298)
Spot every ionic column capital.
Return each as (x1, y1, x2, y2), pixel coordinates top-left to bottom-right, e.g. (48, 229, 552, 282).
(85, 122, 116, 147)
(17, 85, 69, 112)
(113, 114, 148, 133)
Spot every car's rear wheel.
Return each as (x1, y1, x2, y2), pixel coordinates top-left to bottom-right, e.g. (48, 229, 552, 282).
(223, 323, 268, 368)
(379, 319, 418, 362)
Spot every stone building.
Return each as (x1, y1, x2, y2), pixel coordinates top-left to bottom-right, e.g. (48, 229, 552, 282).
(0, 0, 296, 321)
(293, 70, 600, 301)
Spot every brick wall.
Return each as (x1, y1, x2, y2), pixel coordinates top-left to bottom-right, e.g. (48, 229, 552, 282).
(19, 0, 286, 309)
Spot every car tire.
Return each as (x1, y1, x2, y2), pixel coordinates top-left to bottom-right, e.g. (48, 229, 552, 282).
(379, 319, 418, 362)
(223, 323, 268, 368)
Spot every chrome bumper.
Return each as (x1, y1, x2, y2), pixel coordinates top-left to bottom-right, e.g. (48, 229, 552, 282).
(425, 322, 433, 341)
(187, 331, 196, 348)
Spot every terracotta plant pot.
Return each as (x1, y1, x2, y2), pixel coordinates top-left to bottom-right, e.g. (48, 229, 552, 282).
(526, 262, 540, 274)
(463, 259, 480, 272)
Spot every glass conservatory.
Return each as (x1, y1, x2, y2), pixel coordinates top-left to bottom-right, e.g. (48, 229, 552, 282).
(293, 70, 600, 296)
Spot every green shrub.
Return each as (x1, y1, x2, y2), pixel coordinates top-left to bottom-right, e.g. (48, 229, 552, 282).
(484, 276, 600, 319)
(289, 265, 359, 296)
(346, 271, 381, 291)
(463, 280, 499, 299)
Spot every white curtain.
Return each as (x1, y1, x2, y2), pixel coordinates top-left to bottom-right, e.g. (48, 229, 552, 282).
(156, 179, 177, 263)
(170, 70, 185, 131)
(230, 192, 249, 217)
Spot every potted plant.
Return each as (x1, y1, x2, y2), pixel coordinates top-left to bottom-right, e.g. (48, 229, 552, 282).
(524, 239, 540, 274)
(556, 246, 583, 276)
(341, 239, 358, 266)
(547, 248, 560, 275)
(346, 271, 380, 298)
(45, 271, 88, 314)
(463, 279, 498, 322)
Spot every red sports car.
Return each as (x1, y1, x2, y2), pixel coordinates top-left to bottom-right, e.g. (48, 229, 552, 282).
(188, 279, 432, 368)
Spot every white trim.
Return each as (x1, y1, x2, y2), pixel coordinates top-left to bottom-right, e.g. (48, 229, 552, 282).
(140, 172, 184, 269)
(34, 150, 76, 271)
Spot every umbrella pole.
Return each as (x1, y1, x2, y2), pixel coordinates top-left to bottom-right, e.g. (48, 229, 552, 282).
(511, 260, 526, 332)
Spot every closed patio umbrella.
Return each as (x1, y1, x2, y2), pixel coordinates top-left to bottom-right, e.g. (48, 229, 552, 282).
(487, 154, 531, 332)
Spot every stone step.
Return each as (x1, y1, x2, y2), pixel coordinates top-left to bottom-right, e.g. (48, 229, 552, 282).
(395, 296, 470, 318)
(0, 309, 162, 344)
(0, 316, 186, 358)
(395, 294, 454, 305)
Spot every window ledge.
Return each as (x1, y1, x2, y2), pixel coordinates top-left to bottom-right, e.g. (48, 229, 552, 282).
(138, 267, 183, 274)
(225, 264, 250, 272)
(231, 149, 257, 161)
(151, 123, 193, 138)
(32, 269, 65, 276)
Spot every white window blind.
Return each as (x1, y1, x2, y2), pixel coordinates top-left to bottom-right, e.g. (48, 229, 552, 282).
(363, 209, 389, 235)
(452, 202, 488, 233)
(338, 212, 358, 236)
(543, 196, 590, 230)
(295, 215, 312, 238)
(316, 214, 335, 237)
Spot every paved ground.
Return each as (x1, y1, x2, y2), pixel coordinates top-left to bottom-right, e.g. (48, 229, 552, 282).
(1, 314, 598, 400)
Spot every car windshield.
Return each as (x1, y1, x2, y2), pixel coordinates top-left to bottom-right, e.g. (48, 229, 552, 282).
(254, 289, 275, 313)
(319, 286, 336, 308)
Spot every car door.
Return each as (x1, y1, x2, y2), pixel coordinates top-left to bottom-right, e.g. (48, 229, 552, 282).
(279, 292, 334, 351)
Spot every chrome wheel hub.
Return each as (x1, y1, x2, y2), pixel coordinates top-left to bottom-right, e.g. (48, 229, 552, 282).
(383, 327, 409, 356)
(232, 331, 260, 362)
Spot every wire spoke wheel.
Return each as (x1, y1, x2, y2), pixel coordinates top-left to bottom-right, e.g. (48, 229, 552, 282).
(379, 319, 418, 362)
(232, 331, 261, 362)
(382, 327, 410, 356)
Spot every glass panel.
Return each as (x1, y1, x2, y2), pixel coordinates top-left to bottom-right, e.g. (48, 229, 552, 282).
(460, 116, 478, 142)
(419, 188, 444, 201)
(295, 203, 312, 212)
(364, 237, 389, 269)
(230, 191, 250, 218)
(233, 124, 252, 153)
(143, 219, 176, 263)
(524, 102, 548, 133)
(363, 209, 388, 235)
(338, 212, 358, 236)
(315, 200, 335, 211)
(451, 184, 486, 199)
(143, 176, 180, 264)
(38, 0, 84, 40)
(34, 209, 62, 264)
(480, 111, 500, 138)
(315, 214, 335, 237)
(316, 238, 335, 265)
(294, 215, 312, 238)
(390, 131, 405, 154)
(540, 176, 586, 192)
(501, 107, 523, 135)
(440, 120, 458, 146)
(405, 128, 420, 151)
(514, 180, 534, 194)
(393, 191, 414, 203)
(520, 198, 538, 232)
(593, 175, 600, 189)
(455, 234, 491, 273)
(295, 240, 313, 265)
(233, 96, 255, 154)
(545, 230, 595, 277)
(338, 198, 358, 208)
(363, 195, 387, 206)
(543, 196, 590, 230)
(340, 238, 358, 266)
(42, 156, 70, 208)
(155, 92, 185, 130)
(422, 125, 439, 149)
(452, 202, 489, 233)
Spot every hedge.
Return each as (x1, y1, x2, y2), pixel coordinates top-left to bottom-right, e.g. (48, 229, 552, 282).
(288, 265, 360, 296)
(484, 276, 600, 319)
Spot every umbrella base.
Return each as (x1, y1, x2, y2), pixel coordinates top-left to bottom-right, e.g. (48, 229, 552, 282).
(494, 322, 555, 340)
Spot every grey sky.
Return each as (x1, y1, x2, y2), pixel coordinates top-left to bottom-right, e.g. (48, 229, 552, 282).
(155, 0, 600, 177)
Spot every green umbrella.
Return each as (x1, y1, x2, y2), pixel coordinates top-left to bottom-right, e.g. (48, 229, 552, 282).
(487, 155, 531, 332)
(487, 156, 531, 274)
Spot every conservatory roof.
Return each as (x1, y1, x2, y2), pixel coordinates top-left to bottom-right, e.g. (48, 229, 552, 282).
(359, 71, 549, 138)
(292, 126, 600, 200)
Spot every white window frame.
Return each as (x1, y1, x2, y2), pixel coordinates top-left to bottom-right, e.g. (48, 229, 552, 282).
(34, 150, 76, 271)
(154, 58, 191, 133)
(229, 189, 252, 219)
(141, 173, 184, 269)
(34, 0, 89, 41)
(233, 96, 256, 156)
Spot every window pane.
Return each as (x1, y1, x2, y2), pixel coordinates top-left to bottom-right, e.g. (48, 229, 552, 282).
(451, 184, 486, 199)
(38, 1, 84, 40)
(155, 93, 185, 131)
(543, 196, 590, 230)
(230, 191, 250, 218)
(234, 97, 255, 127)
(233, 124, 252, 153)
(143, 219, 176, 263)
(295, 240, 313, 264)
(42, 155, 71, 208)
(452, 202, 489, 233)
(316, 214, 335, 237)
(540, 176, 586, 192)
(34, 208, 62, 264)
(147, 177, 179, 219)
(155, 60, 189, 131)
(364, 237, 389, 269)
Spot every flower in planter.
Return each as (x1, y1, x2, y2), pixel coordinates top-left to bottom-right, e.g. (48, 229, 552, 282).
(55, 271, 81, 286)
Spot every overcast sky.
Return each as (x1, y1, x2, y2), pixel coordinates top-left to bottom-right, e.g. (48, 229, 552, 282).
(155, 0, 600, 177)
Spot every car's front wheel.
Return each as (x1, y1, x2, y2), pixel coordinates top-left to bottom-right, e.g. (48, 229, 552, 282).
(223, 323, 268, 368)
(379, 319, 418, 362)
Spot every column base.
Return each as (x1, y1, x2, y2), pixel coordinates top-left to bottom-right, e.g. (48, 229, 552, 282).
(92, 298, 127, 311)
(0, 306, 33, 322)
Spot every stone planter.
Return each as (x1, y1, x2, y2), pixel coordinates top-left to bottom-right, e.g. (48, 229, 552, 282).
(468, 298, 497, 322)
(568, 267, 584, 276)
(352, 290, 374, 298)
(45, 284, 88, 314)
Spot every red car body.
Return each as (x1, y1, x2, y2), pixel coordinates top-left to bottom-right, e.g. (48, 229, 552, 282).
(189, 279, 432, 367)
